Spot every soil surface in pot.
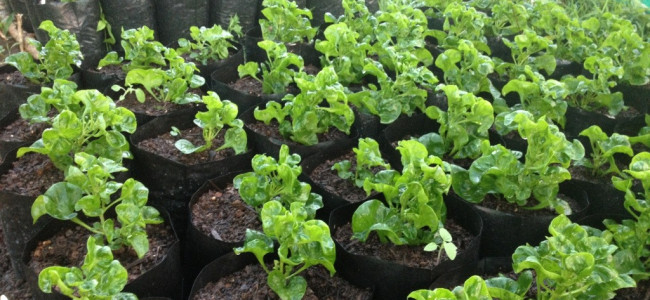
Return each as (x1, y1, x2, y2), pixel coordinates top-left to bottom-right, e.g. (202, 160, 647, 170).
(117, 90, 202, 117)
(247, 120, 348, 146)
(192, 263, 371, 300)
(568, 164, 626, 187)
(0, 225, 32, 300)
(191, 184, 261, 243)
(28, 222, 176, 282)
(0, 153, 63, 196)
(228, 76, 263, 97)
(309, 150, 376, 203)
(478, 193, 581, 217)
(615, 279, 650, 299)
(0, 117, 49, 143)
(334, 218, 473, 269)
(95, 64, 126, 78)
(1, 70, 32, 86)
(137, 127, 236, 165)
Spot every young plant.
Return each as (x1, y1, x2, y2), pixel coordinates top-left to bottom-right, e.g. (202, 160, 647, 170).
(32, 152, 163, 258)
(407, 273, 533, 300)
(315, 22, 372, 85)
(234, 200, 336, 300)
(425, 84, 494, 159)
(177, 16, 242, 65)
(97, 26, 166, 71)
(17, 89, 136, 171)
(435, 39, 498, 97)
(254, 66, 354, 146)
(38, 236, 137, 300)
(485, 0, 530, 37)
(19, 79, 79, 124)
(114, 48, 205, 105)
(332, 138, 392, 188)
(352, 140, 456, 260)
(500, 77, 568, 128)
(233, 144, 323, 218)
(431, 2, 491, 54)
(577, 125, 645, 177)
(493, 29, 557, 80)
(171, 91, 247, 155)
(259, 0, 317, 43)
(453, 111, 584, 214)
(562, 55, 625, 116)
(512, 215, 636, 299)
(5, 20, 82, 84)
(237, 40, 303, 95)
(324, 0, 377, 45)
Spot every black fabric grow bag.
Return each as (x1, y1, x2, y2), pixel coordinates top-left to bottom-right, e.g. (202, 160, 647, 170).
(154, 0, 209, 46)
(208, 0, 260, 35)
(99, 0, 157, 53)
(0, 65, 42, 120)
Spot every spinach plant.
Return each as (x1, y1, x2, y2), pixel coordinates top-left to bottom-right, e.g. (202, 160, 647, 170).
(237, 40, 303, 95)
(5, 20, 82, 84)
(113, 48, 205, 105)
(501, 78, 568, 128)
(254, 66, 354, 145)
(562, 55, 625, 116)
(98, 26, 166, 71)
(171, 91, 247, 155)
(493, 29, 557, 80)
(38, 236, 137, 300)
(453, 111, 584, 214)
(425, 84, 494, 159)
(512, 215, 636, 299)
(431, 2, 491, 54)
(485, 0, 530, 37)
(18, 90, 136, 171)
(177, 16, 242, 65)
(352, 140, 456, 260)
(324, 0, 377, 44)
(407, 272, 532, 300)
(19, 79, 79, 124)
(32, 152, 163, 258)
(233, 144, 323, 218)
(315, 22, 372, 85)
(259, 0, 317, 43)
(332, 138, 392, 188)
(234, 200, 336, 300)
(435, 39, 498, 97)
(577, 125, 646, 177)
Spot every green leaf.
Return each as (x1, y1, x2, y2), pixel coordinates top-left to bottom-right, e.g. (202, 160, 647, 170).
(267, 270, 307, 300)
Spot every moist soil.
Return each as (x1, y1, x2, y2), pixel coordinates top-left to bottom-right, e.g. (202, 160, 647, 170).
(191, 184, 261, 243)
(334, 218, 474, 269)
(247, 119, 348, 147)
(0, 224, 32, 300)
(0, 115, 49, 142)
(568, 164, 622, 186)
(229, 76, 263, 97)
(28, 222, 176, 283)
(0, 70, 32, 86)
(615, 279, 650, 299)
(95, 64, 126, 78)
(309, 150, 375, 203)
(192, 263, 371, 300)
(478, 193, 582, 217)
(117, 90, 202, 117)
(137, 126, 236, 165)
(0, 153, 63, 197)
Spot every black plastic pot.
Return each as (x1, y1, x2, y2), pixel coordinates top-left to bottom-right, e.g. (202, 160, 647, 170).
(429, 256, 512, 290)
(307, 0, 343, 26)
(564, 106, 618, 139)
(80, 67, 125, 96)
(329, 196, 482, 300)
(129, 108, 254, 202)
(99, 0, 157, 53)
(21, 207, 182, 300)
(208, 0, 260, 35)
(0, 65, 42, 120)
(184, 170, 252, 292)
(455, 179, 591, 258)
(187, 251, 259, 299)
(154, 0, 209, 46)
(612, 83, 650, 115)
(27, 0, 106, 69)
(241, 103, 361, 158)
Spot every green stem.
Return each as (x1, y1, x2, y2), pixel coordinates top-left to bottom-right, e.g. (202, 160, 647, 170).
(71, 218, 101, 235)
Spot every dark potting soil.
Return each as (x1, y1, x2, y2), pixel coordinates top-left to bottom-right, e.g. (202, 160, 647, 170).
(28, 222, 176, 283)
(334, 219, 474, 269)
(96, 64, 126, 78)
(310, 150, 374, 203)
(229, 76, 263, 97)
(191, 184, 261, 243)
(137, 126, 236, 165)
(0, 153, 63, 197)
(615, 278, 650, 299)
(117, 90, 201, 117)
(247, 120, 348, 146)
(192, 263, 371, 300)
(478, 193, 581, 217)
(0, 117, 49, 142)
(568, 164, 621, 186)
(0, 70, 31, 86)
(0, 225, 32, 300)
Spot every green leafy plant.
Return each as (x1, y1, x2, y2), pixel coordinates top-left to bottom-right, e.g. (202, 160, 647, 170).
(170, 91, 247, 155)
(237, 40, 303, 95)
(431, 2, 491, 54)
(19, 79, 79, 124)
(113, 48, 205, 105)
(562, 55, 625, 116)
(407, 272, 533, 300)
(97, 26, 166, 71)
(254, 66, 354, 145)
(453, 110, 584, 214)
(494, 29, 557, 80)
(17, 89, 136, 171)
(5, 20, 82, 84)
(259, 0, 317, 43)
(500, 77, 568, 128)
(324, 0, 377, 45)
(485, 0, 531, 37)
(424, 84, 494, 159)
(315, 22, 372, 85)
(351, 140, 456, 260)
(38, 236, 137, 300)
(234, 200, 336, 300)
(435, 39, 498, 97)
(512, 214, 636, 299)
(177, 16, 242, 65)
(332, 137, 392, 188)
(577, 125, 650, 177)
(233, 144, 323, 218)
